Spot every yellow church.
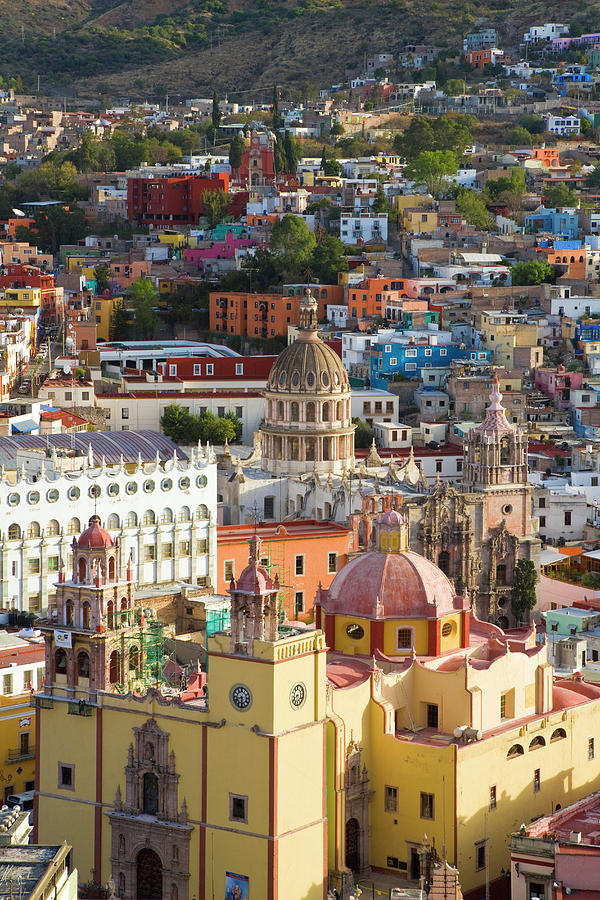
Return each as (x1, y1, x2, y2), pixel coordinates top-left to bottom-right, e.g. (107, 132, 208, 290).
(35, 512, 600, 900)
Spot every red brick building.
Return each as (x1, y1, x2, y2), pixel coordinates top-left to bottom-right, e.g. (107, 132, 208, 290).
(238, 131, 276, 188)
(0, 264, 62, 325)
(127, 173, 230, 227)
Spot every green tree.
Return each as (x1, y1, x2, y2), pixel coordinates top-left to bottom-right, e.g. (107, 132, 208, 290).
(510, 559, 538, 624)
(510, 260, 555, 286)
(371, 183, 389, 214)
(29, 205, 87, 253)
(161, 404, 194, 443)
(94, 264, 111, 294)
(519, 114, 546, 135)
(4, 162, 21, 180)
(127, 277, 158, 339)
(404, 150, 457, 197)
(352, 417, 373, 448)
(544, 182, 578, 208)
(506, 126, 532, 146)
(395, 117, 435, 161)
(229, 134, 245, 171)
(109, 298, 130, 341)
(311, 234, 348, 283)
(455, 188, 493, 230)
(321, 146, 342, 177)
(211, 90, 221, 142)
(283, 131, 300, 174)
(198, 410, 239, 443)
(270, 214, 316, 274)
(582, 571, 600, 589)
(201, 189, 231, 228)
(445, 79, 466, 96)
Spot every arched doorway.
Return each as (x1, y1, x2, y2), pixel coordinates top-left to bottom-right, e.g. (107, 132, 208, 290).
(437, 551, 450, 575)
(136, 848, 162, 900)
(345, 817, 360, 872)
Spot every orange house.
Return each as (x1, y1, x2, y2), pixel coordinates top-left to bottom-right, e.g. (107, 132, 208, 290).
(216, 520, 356, 620)
(541, 247, 587, 280)
(533, 147, 560, 168)
(210, 289, 330, 337)
(347, 276, 410, 319)
(465, 49, 493, 68)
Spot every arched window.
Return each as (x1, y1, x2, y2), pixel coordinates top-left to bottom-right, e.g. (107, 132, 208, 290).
(65, 600, 74, 626)
(291, 402, 299, 422)
(143, 510, 155, 526)
(438, 551, 450, 575)
(77, 651, 90, 678)
(197, 504, 208, 519)
(161, 508, 173, 524)
(46, 519, 60, 536)
(496, 564, 507, 585)
(109, 650, 120, 685)
(27, 522, 40, 539)
(529, 736, 546, 750)
(178, 506, 190, 523)
(322, 401, 330, 422)
(336, 401, 343, 420)
(7, 524, 21, 541)
(323, 437, 331, 461)
(78, 558, 86, 583)
(126, 511, 138, 528)
(500, 437, 510, 465)
(107, 600, 114, 630)
(68, 517, 81, 535)
(82, 602, 91, 629)
(130, 645, 139, 671)
(143, 772, 159, 815)
(507, 743, 524, 759)
(277, 401, 284, 420)
(55, 649, 67, 675)
(551, 728, 566, 742)
(306, 401, 315, 423)
(306, 438, 315, 461)
(107, 513, 120, 530)
(108, 557, 116, 582)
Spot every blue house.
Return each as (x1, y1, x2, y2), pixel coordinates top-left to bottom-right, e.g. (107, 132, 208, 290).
(524, 207, 579, 240)
(370, 341, 490, 388)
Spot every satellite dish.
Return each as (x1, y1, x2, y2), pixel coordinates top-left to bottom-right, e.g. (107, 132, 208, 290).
(11, 208, 25, 217)
(63, 365, 71, 375)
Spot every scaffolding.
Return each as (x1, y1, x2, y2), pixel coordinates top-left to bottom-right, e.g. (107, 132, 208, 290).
(260, 540, 293, 621)
(110, 609, 172, 694)
(206, 607, 231, 636)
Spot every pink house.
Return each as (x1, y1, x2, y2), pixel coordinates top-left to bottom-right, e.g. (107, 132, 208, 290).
(184, 234, 255, 271)
(534, 365, 584, 410)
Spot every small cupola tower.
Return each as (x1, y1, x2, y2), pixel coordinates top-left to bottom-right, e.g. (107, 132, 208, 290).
(463, 377, 528, 489)
(228, 535, 279, 654)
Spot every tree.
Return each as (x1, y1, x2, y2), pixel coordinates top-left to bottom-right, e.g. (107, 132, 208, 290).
(544, 182, 578, 208)
(229, 134, 245, 172)
(211, 91, 221, 142)
(510, 559, 538, 624)
(94, 264, 112, 294)
(127, 277, 158, 339)
(321, 146, 342, 177)
(270, 214, 316, 274)
(161, 404, 194, 444)
(352, 417, 373, 448)
(283, 131, 300, 174)
(506, 126, 532, 146)
(445, 79, 466, 96)
(519, 114, 546, 135)
(395, 117, 435, 161)
(455, 188, 494, 230)
(198, 410, 240, 444)
(311, 234, 348, 283)
(201, 189, 231, 228)
(510, 260, 555, 286)
(404, 150, 458, 197)
(272, 85, 282, 131)
(109, 298, 130, 341)
(371, 183, 389, 214)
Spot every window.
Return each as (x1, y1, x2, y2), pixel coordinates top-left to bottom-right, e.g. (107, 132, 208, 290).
(533, 768, 540, 793)
(197, 538, 208, 553)
(179, 540, 190, 556)
(295, 592, 304, 615)
(328, 552, 337, 574)
(58, 763, 74, 790)
(528, 884, 545, 900)
(397, 628, 412, 649)
(263, 496, 274, 518)
(384, 786, 398, 812)
(435, 461, 443, 473)
(28, 558, 40, 575)
(589, 738, 595, 760)
(144, 545, 156, 562)
(224, 560, 235, 582)
(489, 785, 497, 810)
(500, 693, 508, 719)
(564, 511, 572, 526)
(229, 793, 248, 823)
(539, 516, 546, 528)
(426, 704, 438, 729)
(476, 843, 486, 871)
(420, 792, 434, 819)
(162, 543, 173, 559)
(194, 364, 201, 376)
(23, 670, 33, 690)
(206, 364, 214, 375)
(507, 744, 524, 759)
(122, 408, 129, 420)
(295, 555, 305, 576)
(235, 363, 244, 375)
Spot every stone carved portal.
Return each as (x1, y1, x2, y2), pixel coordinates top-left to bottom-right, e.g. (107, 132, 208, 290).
(344, 740, 371, 875)
(108, 718, 192, 900)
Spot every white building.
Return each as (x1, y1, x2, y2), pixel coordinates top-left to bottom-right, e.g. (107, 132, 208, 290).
(523, 23, 568, 43)
(342, 330, 395, 377)
(544, 114, 581, 136)
(327, 305, 348, 329)
(0, 432, 217, 612)
(373, 421, 412, 449)
(532, 482, 588, 542)
(339, 213, 388, 244)
(351, 388, 399, 423)
(97, 390, 265, 442)
(549, 294, 600, 317)
(38, 379, 94, 407)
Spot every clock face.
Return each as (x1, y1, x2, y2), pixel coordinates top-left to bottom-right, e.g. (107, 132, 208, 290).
(290, 682, 306, 709)
(230, 683, 252, 711)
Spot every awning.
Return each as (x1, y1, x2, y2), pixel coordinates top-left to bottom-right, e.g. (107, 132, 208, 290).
(11, 419, 39, 434)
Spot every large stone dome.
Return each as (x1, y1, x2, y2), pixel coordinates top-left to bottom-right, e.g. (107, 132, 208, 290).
(322, 549, 461, 620)
(266, 335, 350, 395)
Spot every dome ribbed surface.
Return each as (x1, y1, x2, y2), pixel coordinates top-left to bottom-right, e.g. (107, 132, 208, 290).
(267, 337, 349, 394)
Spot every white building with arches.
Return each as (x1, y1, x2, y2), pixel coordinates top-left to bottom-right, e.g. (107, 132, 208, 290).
(0, 432, 217, 613)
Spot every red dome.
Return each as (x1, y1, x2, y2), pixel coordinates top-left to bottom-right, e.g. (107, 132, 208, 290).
(322, 550, 464, 619)
(77, 515, 114, 549)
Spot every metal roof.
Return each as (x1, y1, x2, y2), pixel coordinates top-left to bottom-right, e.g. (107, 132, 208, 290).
(0, 430, 188, 464)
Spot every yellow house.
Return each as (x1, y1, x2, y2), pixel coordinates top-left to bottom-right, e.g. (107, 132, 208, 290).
(480, 310, 539, 369)
(402, 207, 438, 233)
(92, 293, 124, 342)
(2, 287, 41, 311)
(0, 633, 44, 803)
(157, 233, 186, 249)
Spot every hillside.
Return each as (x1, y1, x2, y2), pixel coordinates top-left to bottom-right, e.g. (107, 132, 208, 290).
(1, 0, 600, 99)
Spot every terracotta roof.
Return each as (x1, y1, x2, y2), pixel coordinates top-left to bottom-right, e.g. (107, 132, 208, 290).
(77, 515, 115, 549)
